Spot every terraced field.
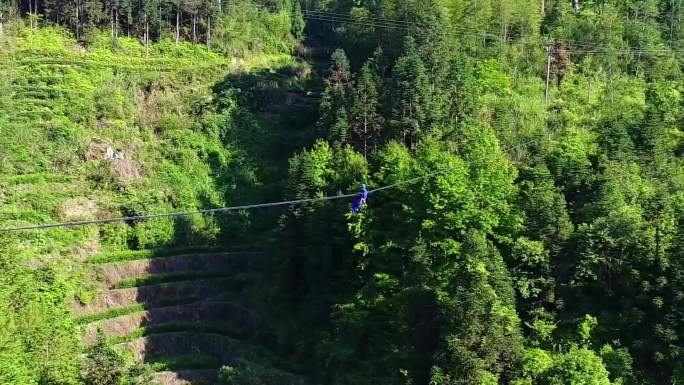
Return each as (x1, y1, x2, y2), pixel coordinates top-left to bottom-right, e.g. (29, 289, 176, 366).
(0, 26, 315, 385)
(75, 249, 298, 385)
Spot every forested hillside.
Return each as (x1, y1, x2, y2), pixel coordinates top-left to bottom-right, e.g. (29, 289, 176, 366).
(1, 0, 684, 384)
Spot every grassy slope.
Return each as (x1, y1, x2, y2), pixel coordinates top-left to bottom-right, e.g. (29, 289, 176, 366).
(0, 27, 295, 259)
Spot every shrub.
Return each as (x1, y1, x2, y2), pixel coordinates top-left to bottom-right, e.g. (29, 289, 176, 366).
(82, 333, 126, 385)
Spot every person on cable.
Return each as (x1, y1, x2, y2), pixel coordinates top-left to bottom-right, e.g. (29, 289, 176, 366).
(351, 184, 368, 214)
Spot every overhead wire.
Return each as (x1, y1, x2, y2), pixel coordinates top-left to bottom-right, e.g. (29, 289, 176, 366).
(302, 9, 502, 39)
(0, 136, 546, 233)
(303, 9, 420, 27)
(302, 8, 684, 55)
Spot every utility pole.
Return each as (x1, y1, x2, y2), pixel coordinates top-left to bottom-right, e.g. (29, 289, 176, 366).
(545, 42, 552, 103)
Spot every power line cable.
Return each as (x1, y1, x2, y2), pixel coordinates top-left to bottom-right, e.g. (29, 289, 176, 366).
(0, 136, 545, 232)
(302, 8, 684, 54)
(302, 10, 501, 39)
(303, 14, 412, 30)
(302, 8, 514, 38)
(303, 9, 420, 27)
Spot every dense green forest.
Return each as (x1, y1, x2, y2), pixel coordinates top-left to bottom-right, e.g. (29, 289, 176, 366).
(1, 0, 684, 384)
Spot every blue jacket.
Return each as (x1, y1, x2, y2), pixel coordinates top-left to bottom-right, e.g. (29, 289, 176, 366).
(352, 186, 368, 213)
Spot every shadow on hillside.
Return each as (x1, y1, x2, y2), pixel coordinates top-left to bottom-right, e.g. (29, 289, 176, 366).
(212, 65, 321, 161)
(131, 215, 263, 374)
(207, 65, 322, 246)
(129, 60, 324, 376)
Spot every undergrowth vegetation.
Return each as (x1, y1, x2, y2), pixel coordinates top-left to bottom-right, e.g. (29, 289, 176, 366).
(86, 246, 226, 264)
(113, 271, 233, 289)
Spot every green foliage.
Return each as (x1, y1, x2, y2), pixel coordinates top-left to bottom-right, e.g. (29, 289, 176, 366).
(268, 0, 684, 383)
(389, 37, 434, 149)
(578, 315, 598, 346)
(600, 345, 635, 385)
(82, 333, 126, 385)
(77, 304, 147, 325)
(120, 363, 158, 385)
(87, 246, 225, 264)
(0, 234, 82, 385)
(318, 49, 353, 147)
(539, 347, 612, 385)
(212, 1, 296, 57)
(4, 0, 684, 384)
(349, 57, 383, 157)
(519, 348, 553, 379)
(113, 271, 232, 288)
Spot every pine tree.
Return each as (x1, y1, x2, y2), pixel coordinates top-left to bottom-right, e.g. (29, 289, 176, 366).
(0, 0, 17, 33)
(390, 36, 432, 150)
(103, 0, 122, 40)
(200, 0, 219, 49)
(318, 49, 353, 144)
(182, 0, 201, 42)
(350, 59, 383, 157)
(81, 0, 105, 39)
(290, 0, 304, 41)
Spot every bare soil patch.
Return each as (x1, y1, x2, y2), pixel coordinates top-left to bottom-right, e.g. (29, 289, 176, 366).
(86, 138, 111, 161)
(58, 197, 99, 220)
(112, 158, 141, 181)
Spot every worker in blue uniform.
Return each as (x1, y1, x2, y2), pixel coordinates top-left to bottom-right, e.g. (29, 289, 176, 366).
(351, 184, 368, 214)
